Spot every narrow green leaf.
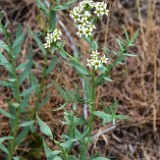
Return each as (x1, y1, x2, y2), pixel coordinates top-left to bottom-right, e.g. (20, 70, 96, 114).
(29, 72, 37, 87)
(116, 115, 129, 120)
(92, 157, 110, 160)
(13, 157, 20, 160)
(8, 105, 17, 129)
(0, 80, 12, 87)
(20, 85, 37, 97)
(123, 26, 129, 41)
(96, 74, 106, 86)
(36, 114, 53, 139)
(54, 83, 68, 100)
(61, 139, 75, 149)
(93, 111, 112, 122)
(0, 136, 13, 144)
(104, 77, 113, 82)
(59, 50, 67, 59)
(38, 94, 51, 110)
(20, 94, 30, 112)
(91, 40, 98, 50)
(29, 30, 47, 56)
(52, 156, 62, 160)
(0, 143, 9, 155)
(73, 62, 90, 76)
(19, 120, 35, 127)
(46, 56, 58, 76)
(128, 29, 139, 46)
(15, 127, 29, 145)
(18, 61, 33, 84)
(84, 80, 92, 100)
(111, 98, 118, 114)
(56, 0, 61, 5)
(124, 53, 138, 57)
(52, 102, 68, 111)
(36, 0, 49, 16)
(16, 60, 30, 71)
(53, 0, 76, 10)
(49, 10, 56, 30)
(43, 139, 52, 158)
(75, 128, 89, 141)
(0, 109, 15, 119)
(0, 52, 12, 73)
(12, 24, 25, 59)
(0, 40, 9, 51)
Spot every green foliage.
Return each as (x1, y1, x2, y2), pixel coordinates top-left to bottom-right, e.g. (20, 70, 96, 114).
(0, 136, 13, 155)
(0, 109, 15, 119)
(29, 30, 47, 55)
(36, 0, 49, 16)
(36, 114, 53, 139)
(0, 7, 58, 159)
(12, 24, 25, 59)
(53, 0, 76, 11)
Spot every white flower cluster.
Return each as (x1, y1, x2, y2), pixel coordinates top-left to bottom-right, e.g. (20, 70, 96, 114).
(87, 50, 109, 70)
(44, 29, 62, 49)
(70, 0, 109, 38)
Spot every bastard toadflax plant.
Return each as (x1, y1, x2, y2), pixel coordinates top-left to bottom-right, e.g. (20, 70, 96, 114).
(36, 0, 138, 160)
(0, 0, 138, 159)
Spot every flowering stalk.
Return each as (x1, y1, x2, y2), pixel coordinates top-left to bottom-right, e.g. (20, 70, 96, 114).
(35, 1, 138, 159)
(32, 0, 56, 119)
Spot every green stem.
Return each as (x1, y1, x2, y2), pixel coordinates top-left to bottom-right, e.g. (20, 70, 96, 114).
(49, 0, 52, 29)
(32, 0, 52, 119)
(55, 141, 68, 160)
(88, 67, 96, 133)
(80, 67, 96, 160)
(32, 52, 49, 119)
(1, 22, 21, 160)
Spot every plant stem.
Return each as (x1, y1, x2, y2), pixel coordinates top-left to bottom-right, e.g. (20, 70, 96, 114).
(55, 141, 68, 160)
(1, 22, 21, 160)
(88, 67, 96, 133)
(32, 52, 49, 119)
(32, 0, 52, 119)
(80, 67, 96, 160)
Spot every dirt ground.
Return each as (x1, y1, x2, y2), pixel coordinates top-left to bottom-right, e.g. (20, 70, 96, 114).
(0, 0, 160, 160)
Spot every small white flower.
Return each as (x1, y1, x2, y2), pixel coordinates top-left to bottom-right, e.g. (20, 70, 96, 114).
(94, 2, 108, 18)
(77, 26, 84, 37)
(101, 55, 109, 64)
(44, 43, 50, 48)
(86, 59, 92, 67)
(79, 0, 94, 7)
(91, 50, 100, 57)
(101, 2, 107, 9)
(92, 59, 101, 70)
(43, 28, 62, 49)
(84, 11, 91, 17)
(94, 9, 101, 17)
(80, 16, 88, 24)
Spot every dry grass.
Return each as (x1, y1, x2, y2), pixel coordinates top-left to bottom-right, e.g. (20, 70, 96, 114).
(0, 0, 160, 159)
